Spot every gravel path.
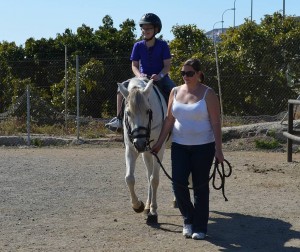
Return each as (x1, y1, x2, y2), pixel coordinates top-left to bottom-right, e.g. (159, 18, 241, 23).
(0, 146, 299, 251)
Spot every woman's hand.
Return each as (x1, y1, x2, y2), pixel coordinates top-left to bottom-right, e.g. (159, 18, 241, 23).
(215, 149, 224, 164)
(151, 142, 161, 154)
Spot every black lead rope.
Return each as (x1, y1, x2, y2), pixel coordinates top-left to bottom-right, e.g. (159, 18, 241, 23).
(210, 159, 232, 201)
(151, 152, 232, 201)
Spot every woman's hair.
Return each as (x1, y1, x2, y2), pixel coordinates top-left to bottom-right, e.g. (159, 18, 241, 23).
(183, 58, 205, 82)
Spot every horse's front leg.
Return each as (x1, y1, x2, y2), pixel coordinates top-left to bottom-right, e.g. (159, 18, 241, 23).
(141, 152, 153, 215)
(143, 151, 161, 224)
(125, 146, 144, 213)
(150, 150, 162, 216)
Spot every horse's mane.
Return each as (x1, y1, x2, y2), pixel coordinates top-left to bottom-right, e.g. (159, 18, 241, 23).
(127, 87, 149, 115)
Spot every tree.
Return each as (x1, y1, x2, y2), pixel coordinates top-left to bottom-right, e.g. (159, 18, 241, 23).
(0, 41, 25, 111)
(50, 58, 105, 117)
(0, 15, 137, 117)
(2, 13, 300, 119)
(169, 24, 213, 85)
(217, 13, 300, 115)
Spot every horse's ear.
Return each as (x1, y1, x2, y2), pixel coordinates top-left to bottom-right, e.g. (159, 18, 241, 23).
(143, 79, 154, 97)
(118, 82, 129, 98)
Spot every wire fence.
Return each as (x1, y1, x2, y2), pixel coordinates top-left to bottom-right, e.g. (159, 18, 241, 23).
(0, 53, 299, 146)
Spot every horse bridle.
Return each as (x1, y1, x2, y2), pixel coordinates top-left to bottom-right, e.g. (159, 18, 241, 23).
(124, 108, 153, 150)
(124, 84, 164, 152)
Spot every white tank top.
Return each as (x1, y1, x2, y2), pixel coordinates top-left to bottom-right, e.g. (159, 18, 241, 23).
(171, 87, 215, 145)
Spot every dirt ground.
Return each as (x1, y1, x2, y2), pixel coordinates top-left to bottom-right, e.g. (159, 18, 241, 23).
(0, 141, 300, 252)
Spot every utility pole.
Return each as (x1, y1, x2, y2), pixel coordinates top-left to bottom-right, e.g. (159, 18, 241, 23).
(213, 21, 224, 125)
(234, 0, 237, 27)
(222, 8, 234, 33)
(251, 0, 253, 21)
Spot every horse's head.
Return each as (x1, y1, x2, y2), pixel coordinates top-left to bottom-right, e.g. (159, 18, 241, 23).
(118, 78, 154, 153)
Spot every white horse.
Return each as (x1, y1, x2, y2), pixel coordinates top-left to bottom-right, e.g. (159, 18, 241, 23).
(118, 77, 167, 225)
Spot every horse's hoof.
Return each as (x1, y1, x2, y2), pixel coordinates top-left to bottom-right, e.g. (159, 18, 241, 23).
(133, 201, 145, 213)
(146, 214, 158, 225)
(172, 200, 178, 208)
(143, 209, 150, 216)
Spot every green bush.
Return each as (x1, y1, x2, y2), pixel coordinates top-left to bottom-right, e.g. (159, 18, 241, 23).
(255, 139, 280, 149)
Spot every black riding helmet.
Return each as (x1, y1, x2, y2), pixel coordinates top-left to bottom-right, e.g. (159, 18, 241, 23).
(139, 13, 162, 33)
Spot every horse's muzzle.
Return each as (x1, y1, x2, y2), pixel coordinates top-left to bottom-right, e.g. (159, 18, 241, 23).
(133, 139, 147, 153)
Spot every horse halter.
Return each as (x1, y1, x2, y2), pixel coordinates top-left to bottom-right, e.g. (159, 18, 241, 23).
(125, 108, 153, 152)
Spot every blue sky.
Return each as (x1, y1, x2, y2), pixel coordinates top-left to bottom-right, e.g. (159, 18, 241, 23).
(1, 0, 299, 46)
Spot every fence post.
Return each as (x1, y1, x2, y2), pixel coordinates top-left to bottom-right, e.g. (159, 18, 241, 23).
(283, 99, 300, 162)
(76, 55, 80, 140)
(287, 102, 293, 162)
(65, 45, 68, 133)
(26, 85, 31, 146)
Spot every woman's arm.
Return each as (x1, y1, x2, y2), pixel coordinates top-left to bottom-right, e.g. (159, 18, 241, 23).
(206, 89, 224, 163)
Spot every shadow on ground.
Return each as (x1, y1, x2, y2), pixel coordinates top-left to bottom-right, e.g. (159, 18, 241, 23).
(207, 211, 300, 251)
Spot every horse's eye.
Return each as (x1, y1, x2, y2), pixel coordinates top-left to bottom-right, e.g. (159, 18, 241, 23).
(126, 110, 131, 117)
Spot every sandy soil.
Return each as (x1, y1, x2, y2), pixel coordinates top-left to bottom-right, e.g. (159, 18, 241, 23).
(0, 144, 299, 252)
